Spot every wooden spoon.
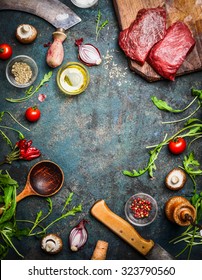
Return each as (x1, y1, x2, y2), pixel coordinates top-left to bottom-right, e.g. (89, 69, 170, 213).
(16, 160, 64, 202)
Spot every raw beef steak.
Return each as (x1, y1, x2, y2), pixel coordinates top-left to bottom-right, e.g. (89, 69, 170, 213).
(147, 21, 196, 81)
(119, 7, 166, 65)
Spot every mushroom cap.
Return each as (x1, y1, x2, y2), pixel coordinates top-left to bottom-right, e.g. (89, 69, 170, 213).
(165, 168, 187, 191)
(41, 233, 63, 254)
(16, 24, 37, 44)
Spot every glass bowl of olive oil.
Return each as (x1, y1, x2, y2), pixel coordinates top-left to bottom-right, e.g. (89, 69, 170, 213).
(57, 62, 90, 96)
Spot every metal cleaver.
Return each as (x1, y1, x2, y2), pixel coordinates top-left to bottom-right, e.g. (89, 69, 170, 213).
(91, 200, 175, 260)
(0, 0, 81, 67)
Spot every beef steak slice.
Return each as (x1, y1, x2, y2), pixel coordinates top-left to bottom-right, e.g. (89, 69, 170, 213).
(147, 21, 196, 81)
(119, 7, 166, 65)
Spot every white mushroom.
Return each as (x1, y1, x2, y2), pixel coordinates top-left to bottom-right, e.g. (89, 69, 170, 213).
(41, 234, 63, 254)
(16, 24, 37, 44)
(165, 168, 187, 190)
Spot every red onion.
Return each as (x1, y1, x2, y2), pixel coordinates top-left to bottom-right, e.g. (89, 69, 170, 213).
(69, 219, 88, 251)
(75, 38, 102, 66)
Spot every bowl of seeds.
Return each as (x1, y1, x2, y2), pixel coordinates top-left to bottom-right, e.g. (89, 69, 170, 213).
(125, 193, 158, 226)
(6, 55, 38, 88)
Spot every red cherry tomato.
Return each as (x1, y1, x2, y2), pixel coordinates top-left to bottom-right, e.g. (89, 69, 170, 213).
(25, 107, 41, 122)
(0, 43, 12, 60)
(168, 137, 186, 155)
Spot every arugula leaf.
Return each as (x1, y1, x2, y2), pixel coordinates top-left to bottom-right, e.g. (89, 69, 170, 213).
(0, 171, 82, 259)
(0, 130, 13, 149)
(123, 135, 166, 178)
(95, 10, 108, 41)
(6, 71, 52, 103)
(192, 88, 202, 100)
(151, 96, 183, 113)
(62, 192, 73, 212)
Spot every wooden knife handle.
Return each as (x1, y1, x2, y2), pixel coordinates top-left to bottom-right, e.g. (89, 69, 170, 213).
(91, 199, 154, 256)
(46, 28, 67, 68)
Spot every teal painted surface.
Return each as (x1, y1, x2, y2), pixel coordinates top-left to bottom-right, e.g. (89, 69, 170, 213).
(0, 0, 201, 260)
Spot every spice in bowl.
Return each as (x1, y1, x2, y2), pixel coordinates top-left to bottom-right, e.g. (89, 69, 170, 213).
(11, 61, 33, 85)
(125, 193, 158, 226)
(130, 197, 152, 218)
(6, 55, 38, 88)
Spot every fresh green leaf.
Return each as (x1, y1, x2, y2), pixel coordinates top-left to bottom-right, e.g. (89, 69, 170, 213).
(0, 130, 13, 149)
(192, 88, 202, 100)
(62, 192, 73, 212)
(6, 71, 53, 103)
(95, 10, 108, 41)
(151, 96, 183, 113)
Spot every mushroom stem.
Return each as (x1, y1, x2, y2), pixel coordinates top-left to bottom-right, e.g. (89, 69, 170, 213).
(171, 175, 179, 184)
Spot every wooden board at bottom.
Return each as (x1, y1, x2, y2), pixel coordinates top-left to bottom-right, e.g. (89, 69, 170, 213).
(113, 0, 202, 82)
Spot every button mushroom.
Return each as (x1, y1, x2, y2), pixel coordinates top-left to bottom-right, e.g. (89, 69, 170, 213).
(165, 168, 187, 191)
(41, 234, 63, 254)
(16, 24, 37, 44)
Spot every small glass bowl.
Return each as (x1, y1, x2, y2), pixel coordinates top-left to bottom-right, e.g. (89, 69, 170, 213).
(6, 55, 38, 88)
(57, 62, 90, 96)
(125, 193, 158, 226)
(71, 0, 98, 8)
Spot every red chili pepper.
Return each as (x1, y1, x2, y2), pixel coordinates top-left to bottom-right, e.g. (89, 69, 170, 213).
(16, 139, 41, 160)
(1, 139, 41, 165)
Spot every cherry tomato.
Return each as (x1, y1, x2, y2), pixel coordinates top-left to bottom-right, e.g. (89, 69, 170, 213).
(25, 106, 41, 122)
(0, 43, 12, 60)
(168, 137, 186, 155)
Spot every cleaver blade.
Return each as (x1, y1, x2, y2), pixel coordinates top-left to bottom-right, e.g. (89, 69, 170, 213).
(91, 200, 175, 260)
(0, 0, 81, 30)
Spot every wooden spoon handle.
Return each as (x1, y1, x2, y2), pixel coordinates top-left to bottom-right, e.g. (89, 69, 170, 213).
(91, 200, 154, 256)
(16, 183, 34, 202)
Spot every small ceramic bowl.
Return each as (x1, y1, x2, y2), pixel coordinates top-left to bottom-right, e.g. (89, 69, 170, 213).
(71, 0, 98, 8)
(57, 62, 90, 96)
(6, 55, 38, 88)
(125, 193, 158, 226)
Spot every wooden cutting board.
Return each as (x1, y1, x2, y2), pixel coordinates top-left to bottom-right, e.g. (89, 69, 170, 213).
(113, 0, 202, 82)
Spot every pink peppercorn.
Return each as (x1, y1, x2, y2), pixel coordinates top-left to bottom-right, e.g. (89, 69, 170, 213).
(130, 197, 152, 219)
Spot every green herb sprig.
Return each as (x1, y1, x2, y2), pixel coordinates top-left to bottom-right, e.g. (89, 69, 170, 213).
(6, 71, 52, 103)
(123, 122, 202, 178)
(0, 172, 82, 260)
(96, 10, 109, 41)
(123, 88, 202, 178)
(151, 87, 202, 124)
(170, 192, 202, 259)
(0, 111, 29, 150)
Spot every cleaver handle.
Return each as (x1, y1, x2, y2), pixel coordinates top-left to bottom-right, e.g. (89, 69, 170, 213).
(46, 28, 67, 68)
(91, 200, 154, 256)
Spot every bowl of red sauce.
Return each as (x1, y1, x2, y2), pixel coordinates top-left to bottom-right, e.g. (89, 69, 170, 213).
(125, 193, 158, 226)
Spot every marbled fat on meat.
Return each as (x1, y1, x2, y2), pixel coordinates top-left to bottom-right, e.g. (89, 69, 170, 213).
(147, 21, 196, 81)
(119, 7, 166, 65)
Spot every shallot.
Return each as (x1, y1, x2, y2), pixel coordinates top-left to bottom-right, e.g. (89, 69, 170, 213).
(75, 38, 102, 66)
(69, 219, 88, 251)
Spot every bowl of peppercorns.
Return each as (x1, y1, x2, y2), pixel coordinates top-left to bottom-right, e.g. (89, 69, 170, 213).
(125, 193, 158, 226)
(6, 55, 38, 88)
